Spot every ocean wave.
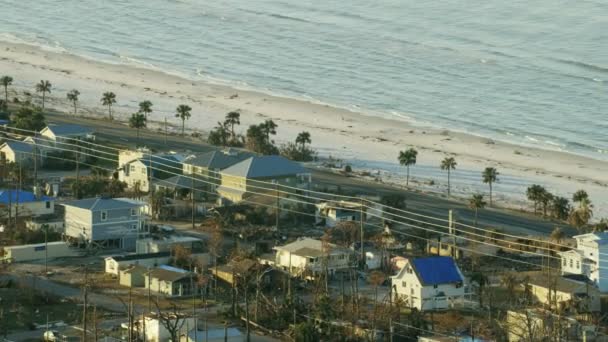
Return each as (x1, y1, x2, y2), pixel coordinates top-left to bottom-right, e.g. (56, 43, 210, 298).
(553, 58, 608, 74)
(0, 32, 68, 54)
(239, 9, 313, 24)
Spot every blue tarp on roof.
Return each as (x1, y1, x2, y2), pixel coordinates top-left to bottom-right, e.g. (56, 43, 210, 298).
(0, 190, 52, 204)
(411, 256, 463, 286)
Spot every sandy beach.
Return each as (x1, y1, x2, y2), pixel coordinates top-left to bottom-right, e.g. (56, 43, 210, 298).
(1, 40, 607, 219)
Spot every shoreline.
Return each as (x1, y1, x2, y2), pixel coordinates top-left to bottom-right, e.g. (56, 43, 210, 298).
(1, 40, 607, 219)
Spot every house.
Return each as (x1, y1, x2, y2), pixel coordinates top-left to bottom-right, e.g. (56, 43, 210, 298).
(506, 309, 597, 342)
(0, 141, 44, 166)
(137, 314, 197, 342)
(0, 189, 54, 218)
(179, 328, 244, 342)
(62, 197, 145, 250)
(352, 242, 385, 270)
(145, 265, 196, 297)
(273, 237, 351, 278)
(0, 241, 76, 263)
(216, 155, 311, 203)
(315, 200, 364, 228)
(211, 258, 274, 286)
(39, 124, 94, 143)
(136, 236, 205, 254)
(104, 252, 171, 275)
(119, 264, 148, 287)
(392, 256, 465, 311)
(526, 275, 601, 312)
(560, 232, 608, 292)
(154, 175, 209, 201)
(119, 154, 183, 192)
(182, 149, 253, 193)
(426, 235, 499, 260)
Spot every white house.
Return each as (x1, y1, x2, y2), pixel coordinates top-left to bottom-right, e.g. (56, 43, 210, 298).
(392, 256, 465, 311)
(0, 189, 54, 218)
(0, 141, 44, 166)
(273, 237, 351, 278)
(62, 197, 145, 250)
(104, 252, 171, 275)
(119, 154, 184, 192)
(560, 232, 608, 292)
(39, 124, 94, 144)
(137, 314, 197, 342)
(145, 265, 195, 297)
(315, 200, 364, 228)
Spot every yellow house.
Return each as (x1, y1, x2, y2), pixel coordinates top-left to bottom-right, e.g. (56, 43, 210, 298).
(526, 275, 601, 312)
(217, 155, 311, 203)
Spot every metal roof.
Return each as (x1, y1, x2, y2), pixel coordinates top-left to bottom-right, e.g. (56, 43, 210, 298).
(0, 189, 53, 204)
(62, 197, 142, 211)
(221, 155, 308, 179)
(1, 140, 34, 153)
(155, 175, 207, 190)
(184, 149, 253, 170)
(106, 252, 170, 262)
(149, 266, 191, 282)
(410, 256, 463, 286)
(42, 124, 93, 136)
(275, 237, 346, 257)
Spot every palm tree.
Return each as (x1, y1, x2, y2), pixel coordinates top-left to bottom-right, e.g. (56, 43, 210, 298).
(482, 167, 499, 206)
(261, 119, 277, 143)
(66, 89, 80, 115)
(35, 80, 52, 110)
(129, 112, 147, 142)
(526, 184, 545, 214)
(295, 131, 311, 151)
(569, 198, 593, 231)
(572, 189, 589, 205)
(440, 157, 457, 196)
(398, 148, 418, 186)
(175, 104, 192, 136)
(1, 75, 13, 107)
(539, 190, 554, 218)
(101, 92, 116, 120)
(469, 194, 486, 225)
(224, 111, 240, 139)
(551, 196, 570, 220)
(138, 100, 153, 119)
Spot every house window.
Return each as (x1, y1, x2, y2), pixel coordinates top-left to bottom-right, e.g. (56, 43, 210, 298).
(45, 201, 51, 209)
(131, 224, 137, 230)
(433, 284, 438, 289)
(563, 259, 567, 266)
(570, 259, 573, 268)
(402, 281, 407, 287)
(576, 261, 580, 269)
(101, 211, 108, 221)
(130, 165, 135, 172)
(131, 208, 137, 216)
(141, 167, 146, 174)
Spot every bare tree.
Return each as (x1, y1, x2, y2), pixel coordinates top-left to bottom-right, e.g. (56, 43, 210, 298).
(154, 301, 187, 342)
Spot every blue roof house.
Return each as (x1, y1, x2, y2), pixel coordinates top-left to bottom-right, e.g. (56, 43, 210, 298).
(0, 189, 54, 218)
(391, 256, 465, 311)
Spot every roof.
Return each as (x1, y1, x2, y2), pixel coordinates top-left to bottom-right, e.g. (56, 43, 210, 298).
(155, 175, 207, 190)
(131, 154, 182, 174)
(1, 140, 34, 153)
(409, 256, 463, 286)
(527, 275, 595, 293)
(121, 264, 148, 274)
(62, 197, 142, 211)
(221, 155, 308, 179)
(184, 149, 253, 170)
(148, 265, 191, 282)
(275, 237, 346, 257)
(42, 124, 93, 136)
(185, 328, 242, 341)
(0, 190, 53, 204)
(573, 232, 608, 243)
(106, 252, 170, 262)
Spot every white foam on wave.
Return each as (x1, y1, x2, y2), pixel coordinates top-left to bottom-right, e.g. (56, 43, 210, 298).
(0, 32, 68, 54)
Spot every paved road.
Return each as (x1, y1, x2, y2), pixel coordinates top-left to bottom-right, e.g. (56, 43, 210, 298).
(45, 112, 576, 237)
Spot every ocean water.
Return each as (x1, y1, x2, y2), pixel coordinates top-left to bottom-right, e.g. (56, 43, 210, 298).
(1, 0, 607, 160)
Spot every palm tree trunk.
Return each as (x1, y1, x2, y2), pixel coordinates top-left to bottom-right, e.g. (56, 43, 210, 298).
(474, 208, 478, 225)
(447, 169, 451, 196)
(73, 102, 77, 115)
(4, 86, 7, 105)
(182, 119, 185, 136)
(108, 105, 112, 120)
(42, 92, 46, 110)
(406, 166, 410, 186)
(489, 183, 493, 206)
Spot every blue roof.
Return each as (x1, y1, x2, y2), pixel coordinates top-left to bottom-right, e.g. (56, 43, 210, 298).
(43, 124, 93, 136)
(0, 190, 53, 204)
(410, 256, 463, 286)
(222, 155, 308, 178)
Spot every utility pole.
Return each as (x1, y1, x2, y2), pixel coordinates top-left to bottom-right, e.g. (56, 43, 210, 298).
(164, 117, 168, 145)
(44, 224, 48, 275)
(191, 175, 195, 230)
(33, 135, 38, 188)
(82, 266, 88, 342)
(275, 182, 279, 231)
(360, 197, 364, 266)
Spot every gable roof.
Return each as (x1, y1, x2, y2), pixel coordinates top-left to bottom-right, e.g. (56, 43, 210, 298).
(0, 190, 53, 204)
(275, 237, 346, 257)
(131, 154, 182, 173)
(527, 275, 595, 293)
(148, 265, 191, 282)
(106, 251, 170, 262)
(155, 175, 207, 190)
(222, 155, 308, 179)
(62, 197, 142, 211)
(42, 124, 93, 137)
(1, 141, 34, 153)
(184, 150, 253, 170)
(409, 256, 463, 286)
